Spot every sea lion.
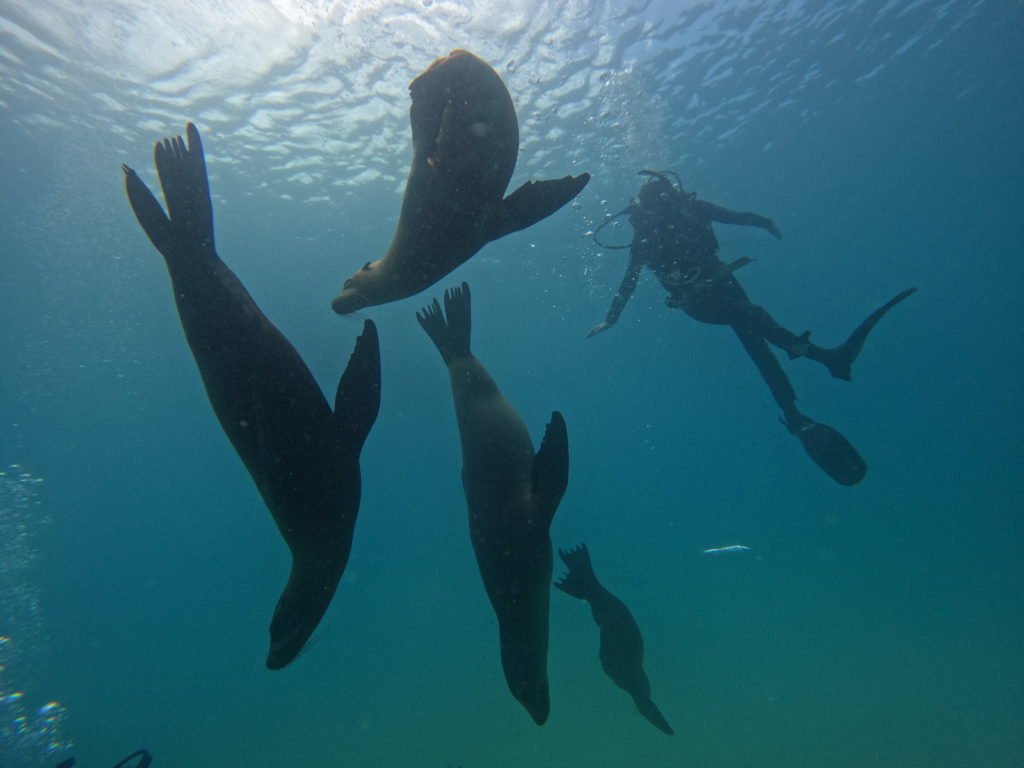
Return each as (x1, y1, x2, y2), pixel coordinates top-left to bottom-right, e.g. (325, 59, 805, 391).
(332, 50, 591, 314)
(122, 123, 381, 670)
(555, 543, 674, 735)
(416, 282, 568, 725)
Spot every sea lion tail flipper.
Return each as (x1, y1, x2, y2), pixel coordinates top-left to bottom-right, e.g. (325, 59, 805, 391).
(553, 542, 599, 600)
(416, 282, 471, 364)
(785, 415, 867, 486)
(489, 173, 591, 241)
(633, 695, 675, 736)
(531, 410, 569, 525)
(332, 319, 382, 450)
(123, 122, 216, 262)
(810, 287, 917, 380)
(442, 281, 472, 355)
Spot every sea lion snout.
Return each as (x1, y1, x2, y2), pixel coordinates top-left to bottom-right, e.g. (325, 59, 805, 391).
(506, 663, 550, 726)
(266, 601, 319, 670)
(331, 289, 367, 315)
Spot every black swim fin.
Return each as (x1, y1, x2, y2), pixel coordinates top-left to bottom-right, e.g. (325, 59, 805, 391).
(787, 416, 867, 486)
(490, 173, 591, 241)
(814, 287, 917, 381)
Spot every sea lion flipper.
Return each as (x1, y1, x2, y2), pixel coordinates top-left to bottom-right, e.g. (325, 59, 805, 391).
(333, 319, 382, 450)
(442, 281, 472, 354)
(123, 122, 215, 262)
(531, 410, 569, 524)
(553, 542, 598, 600)
(123, 164, 176, 258)
(153, 123, 215, 257)
(416, 282, 471, 364)
(490, 174, 591, 242)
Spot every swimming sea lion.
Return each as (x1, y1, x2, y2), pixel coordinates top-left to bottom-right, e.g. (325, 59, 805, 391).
(332, 50, 591, 314)
(122, 123, 381, 670)
(555, 543, 674, 735)
(416, 282, 569, 725)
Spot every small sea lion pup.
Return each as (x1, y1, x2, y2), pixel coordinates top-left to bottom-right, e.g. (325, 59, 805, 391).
(332, 50, 591, 314)
(122, 124, 381, 670)
(416, 282, 569, 726)
(555, 543, 674, 735)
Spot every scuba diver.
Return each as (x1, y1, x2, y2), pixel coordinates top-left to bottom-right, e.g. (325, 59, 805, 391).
(589, 170, 916, 485)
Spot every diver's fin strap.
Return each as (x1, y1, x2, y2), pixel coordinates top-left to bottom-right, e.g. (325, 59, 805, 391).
(786, 330, 812, 360)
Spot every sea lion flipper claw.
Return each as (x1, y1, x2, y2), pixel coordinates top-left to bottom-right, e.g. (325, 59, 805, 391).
(333, 319, 382, 450)
(491, 173, 591, 241)
(531, 410, 569, 522)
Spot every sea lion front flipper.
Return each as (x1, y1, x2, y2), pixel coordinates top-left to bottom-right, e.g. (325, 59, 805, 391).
(531, 410, 569, 525)
(790, 417, 867, 486)
(489, 174, 591, 242)
(332, 319, 382, 450)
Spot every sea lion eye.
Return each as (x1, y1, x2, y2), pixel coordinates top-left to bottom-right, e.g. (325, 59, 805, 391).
(343, 278, 353, 289)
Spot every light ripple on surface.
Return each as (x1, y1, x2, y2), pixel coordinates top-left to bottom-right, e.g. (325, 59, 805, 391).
(0, 0, 990, 206)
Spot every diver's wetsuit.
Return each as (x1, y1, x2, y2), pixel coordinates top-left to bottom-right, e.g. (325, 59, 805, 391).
(597, 178, 805, 426)
(591, 172, 916, 485)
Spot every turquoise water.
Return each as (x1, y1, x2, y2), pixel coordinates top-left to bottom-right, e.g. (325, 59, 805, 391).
(1, 1, 1022, 766)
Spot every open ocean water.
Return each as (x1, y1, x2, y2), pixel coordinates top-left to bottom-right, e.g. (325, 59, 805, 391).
(1, 1, 1022, 766)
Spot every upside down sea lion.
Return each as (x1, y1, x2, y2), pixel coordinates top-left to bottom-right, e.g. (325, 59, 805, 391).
(332, 50, 591, 314)
(122, 124, 381, 670)
(555, 543, 674, 735)
(416, 282, 569, 725)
